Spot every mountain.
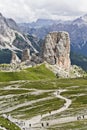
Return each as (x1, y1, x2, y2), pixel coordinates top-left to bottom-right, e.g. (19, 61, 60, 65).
(0, 12, 87, 71)
(19, 19, 61, 29)
(18, 15, 87, 70)
(0, 13, 41, 63)
(70, 51, 87, 71)
(6, 18, 20, 31)
(72, 14, 87, 26)
(0, 13, 43, 52)
(19, 14, 87, 57)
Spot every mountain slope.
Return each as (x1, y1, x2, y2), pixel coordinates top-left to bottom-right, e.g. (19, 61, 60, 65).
(0, 13, 42, 63)
(70, 51, 87, 71)
(0, 13, 40, 53)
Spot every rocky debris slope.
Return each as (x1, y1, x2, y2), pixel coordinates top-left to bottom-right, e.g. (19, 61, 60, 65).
(45, 62, 85, 78)
(42, 32, 71, 70)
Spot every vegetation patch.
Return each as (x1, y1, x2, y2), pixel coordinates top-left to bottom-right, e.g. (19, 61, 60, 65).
(0, 64, 55, 82)
(0, 116, 21, 130)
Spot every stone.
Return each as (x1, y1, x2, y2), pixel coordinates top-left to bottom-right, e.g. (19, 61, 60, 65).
(11, 51, 21, 64)
(22, 48, 30, 62)
(42, 31, 71, 70)
(31, 53, 42, 64)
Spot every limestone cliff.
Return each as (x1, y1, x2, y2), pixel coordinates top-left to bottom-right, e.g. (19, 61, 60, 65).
(42, 32, 71, 70)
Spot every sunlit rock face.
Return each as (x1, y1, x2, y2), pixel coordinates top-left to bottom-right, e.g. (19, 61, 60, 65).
(11, 52, 21, 64)
(42, 31, 71, 70)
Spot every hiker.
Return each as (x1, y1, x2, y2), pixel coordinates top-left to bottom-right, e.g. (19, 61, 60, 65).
(29, 123, 31, 127)
(77, 116, 81, 120)
(56, 73, 59, 78)
(46, 122, 49, 126)
(41, 123, 44, 127)
(49, 111, 51, 114)
(82, 115, 85, 119)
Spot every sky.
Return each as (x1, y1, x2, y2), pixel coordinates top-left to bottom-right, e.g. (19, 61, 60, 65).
(0, 0, 87, 23)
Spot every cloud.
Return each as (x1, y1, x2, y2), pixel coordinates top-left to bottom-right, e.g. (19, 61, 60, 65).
(0, 0, 87, 22)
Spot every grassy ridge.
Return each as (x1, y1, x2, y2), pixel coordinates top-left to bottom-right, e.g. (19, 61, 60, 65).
(0, 116, 21, 130)
(0, 64, 55, 82)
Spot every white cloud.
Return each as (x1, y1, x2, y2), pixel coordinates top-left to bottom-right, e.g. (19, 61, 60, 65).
(0, 0, 87, 22)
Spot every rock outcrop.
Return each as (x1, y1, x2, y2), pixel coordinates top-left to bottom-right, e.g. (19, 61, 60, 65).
(42, 32, 71, 70)
(31, 53, 42, 64)
(22, 48, 30, 62)
(11, 52, 21, 64)
(0, 12, 39, 64)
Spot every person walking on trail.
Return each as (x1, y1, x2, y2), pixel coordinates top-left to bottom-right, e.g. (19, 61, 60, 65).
(82, 115, 85, 119)
(46, 122, 49, 126)
(29, 123, 31, 127)
(56, 73, 59, 78)
(41, 123, 44, 127)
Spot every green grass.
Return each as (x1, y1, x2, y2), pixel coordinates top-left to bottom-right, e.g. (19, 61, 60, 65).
(0, 64, 55, 82)
(19, 77, 87, 90)
(0, 67, 87, 130)
(0, 89, 31, 96)
(45, 82, 87, 121)
(11, 98, 65, 119)
(48, 119, 87, 130)
(0, 116, 21, 130)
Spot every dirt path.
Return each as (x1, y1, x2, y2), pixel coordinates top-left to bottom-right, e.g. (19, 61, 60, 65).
(8, 89, 72, 130)
(0, 126, 7, 130)
(0, 96, 53, 114)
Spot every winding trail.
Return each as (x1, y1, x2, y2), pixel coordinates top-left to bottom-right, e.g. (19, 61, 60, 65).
(0, 126, 7, 130)
(0, 97, 54, 114)
(8, 89, 72, 130)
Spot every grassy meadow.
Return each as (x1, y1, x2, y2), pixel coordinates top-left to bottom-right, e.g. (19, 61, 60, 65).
(0, 64, 87, 129)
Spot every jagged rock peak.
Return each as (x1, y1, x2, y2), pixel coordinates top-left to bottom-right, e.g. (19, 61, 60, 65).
(11, 52, 21, 64)
(22, 48, 31, 62)
(42, 31, 71, 70)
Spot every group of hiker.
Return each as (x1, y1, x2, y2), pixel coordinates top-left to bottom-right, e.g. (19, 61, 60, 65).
(77, 115, 85, 120)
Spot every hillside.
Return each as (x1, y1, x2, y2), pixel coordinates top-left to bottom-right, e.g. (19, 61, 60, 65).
(0, 73, 87, 130)
(0, 64, 55, 82)
(70, 52, 87, 71)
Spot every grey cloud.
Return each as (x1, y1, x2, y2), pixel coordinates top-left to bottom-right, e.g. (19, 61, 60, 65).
(0, 0, 86, 22)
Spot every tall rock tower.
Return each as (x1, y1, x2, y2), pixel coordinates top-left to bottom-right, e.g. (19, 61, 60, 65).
(22, 48, 31, 62)
(11, 52, 21, 64)
(42, 31, 71, 70)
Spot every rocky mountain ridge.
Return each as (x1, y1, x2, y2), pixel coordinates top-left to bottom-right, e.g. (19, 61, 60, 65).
(19, 14, 87, 57)
(0, 13, 39, 55)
